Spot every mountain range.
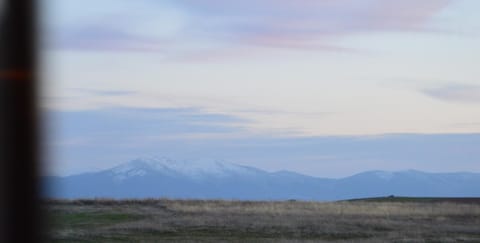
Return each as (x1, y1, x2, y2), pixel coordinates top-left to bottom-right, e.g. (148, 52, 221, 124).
(44, 157, 480, 200)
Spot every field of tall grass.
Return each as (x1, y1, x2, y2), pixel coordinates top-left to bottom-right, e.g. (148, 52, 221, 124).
(45, 198, 480, 242)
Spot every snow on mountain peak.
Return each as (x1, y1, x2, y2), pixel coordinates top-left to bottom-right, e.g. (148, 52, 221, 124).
(110, 156, 256, 180)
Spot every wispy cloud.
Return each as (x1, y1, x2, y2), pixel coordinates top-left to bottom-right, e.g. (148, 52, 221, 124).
(50, 26, 169, 52)
(72, 88, 137, 97)
(422, 84, 480, 103)
(178, 0, 451, 47)
(44, 0, 452, 56)
(48, 107, 250, 144)
(448, 122, 480, 129)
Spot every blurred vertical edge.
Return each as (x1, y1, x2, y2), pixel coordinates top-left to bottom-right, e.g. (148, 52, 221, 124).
(0, 0, 42, 242)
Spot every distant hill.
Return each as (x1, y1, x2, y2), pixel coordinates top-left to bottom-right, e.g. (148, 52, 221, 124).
(44, 157, 480, 200)
(346, 196, 480, 204)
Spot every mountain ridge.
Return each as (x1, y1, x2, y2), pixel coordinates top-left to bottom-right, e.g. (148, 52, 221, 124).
(44, 157, 480, 200)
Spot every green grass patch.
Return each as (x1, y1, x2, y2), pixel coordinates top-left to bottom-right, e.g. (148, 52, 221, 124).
(50, 212, 144, 229)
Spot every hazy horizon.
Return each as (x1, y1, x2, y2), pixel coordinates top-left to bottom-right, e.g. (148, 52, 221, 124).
(41, 0, 480, 177)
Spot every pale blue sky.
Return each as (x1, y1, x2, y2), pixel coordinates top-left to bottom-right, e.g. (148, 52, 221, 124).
(40, 0, 480, 176)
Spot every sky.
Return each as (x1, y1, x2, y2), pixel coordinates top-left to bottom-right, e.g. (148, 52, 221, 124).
(40, 0, 480, 177)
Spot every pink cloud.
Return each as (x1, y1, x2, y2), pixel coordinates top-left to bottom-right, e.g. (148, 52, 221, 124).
(211, 0, 453, 48)
(48, 0, 453, 54)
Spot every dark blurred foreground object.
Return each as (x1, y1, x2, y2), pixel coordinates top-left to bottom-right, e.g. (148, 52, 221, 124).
(0, 0, 41, 242)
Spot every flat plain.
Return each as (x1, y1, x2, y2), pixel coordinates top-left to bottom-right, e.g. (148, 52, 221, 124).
(45, 197, 480, 242)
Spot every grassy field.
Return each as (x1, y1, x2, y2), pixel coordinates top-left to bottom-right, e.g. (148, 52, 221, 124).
(45, 197, 480, 242)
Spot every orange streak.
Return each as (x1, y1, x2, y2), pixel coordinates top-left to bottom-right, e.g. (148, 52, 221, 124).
(0, 70, 32, 80)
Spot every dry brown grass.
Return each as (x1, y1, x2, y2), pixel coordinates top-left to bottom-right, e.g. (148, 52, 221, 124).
(45, 198, 480, 242)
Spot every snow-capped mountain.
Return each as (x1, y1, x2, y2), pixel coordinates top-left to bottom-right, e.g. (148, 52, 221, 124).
(110, 156, 262, 181)
(44, 157, 480, 200)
